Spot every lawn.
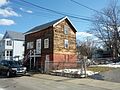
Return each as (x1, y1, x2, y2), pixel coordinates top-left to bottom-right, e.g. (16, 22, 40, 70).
(87, 66, 114, 72)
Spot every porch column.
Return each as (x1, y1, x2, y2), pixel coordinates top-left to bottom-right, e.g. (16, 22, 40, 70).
(33, 49, 36, 68)
(30, 50, 32, 70)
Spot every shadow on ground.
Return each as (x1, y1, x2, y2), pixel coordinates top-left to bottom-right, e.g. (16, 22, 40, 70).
(89, 68, 120, 83)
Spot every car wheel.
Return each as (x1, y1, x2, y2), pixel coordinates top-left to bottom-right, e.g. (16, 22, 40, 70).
(6, 71, 10, 77)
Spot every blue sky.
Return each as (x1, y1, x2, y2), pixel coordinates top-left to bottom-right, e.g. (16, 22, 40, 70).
(0, 0, 120, 39)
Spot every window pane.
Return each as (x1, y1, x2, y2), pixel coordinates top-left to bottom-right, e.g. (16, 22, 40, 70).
(36, 39, 41, 54)
(30, 42, 33, 49)
(64, 39, 68, 48)
(10, 51, 13, 56)
(44, 38, 49, 48)
(27, 42, 29, 49)
(6, 51, 9, 56)
(64, 25, 69, 35)
(7, 40, 12, 46)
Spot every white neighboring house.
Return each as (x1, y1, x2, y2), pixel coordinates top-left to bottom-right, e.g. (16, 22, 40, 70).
(0, 31, 25, 61)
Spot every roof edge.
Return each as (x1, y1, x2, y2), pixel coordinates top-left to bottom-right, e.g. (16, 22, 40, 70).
(53, 16, 77, 32)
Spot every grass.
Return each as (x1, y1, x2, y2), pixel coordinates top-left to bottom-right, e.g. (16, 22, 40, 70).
(87, 66, 114, 72)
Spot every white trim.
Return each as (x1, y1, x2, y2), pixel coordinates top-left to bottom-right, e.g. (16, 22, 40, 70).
(25, 16, 77, 35)
(53, 16, 77, 32)
(53, 16, 68, 27)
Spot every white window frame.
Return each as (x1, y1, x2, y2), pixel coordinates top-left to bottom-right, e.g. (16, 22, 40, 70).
(27, 42, 34, 49)
(64, 39, 69, 48)
(44, 38, 49, 48)
(6, 40, 12, 46)
(27, 42, 30, 49)
(64, 25, 69, 35)
(36, 39, 41, 54)
(6, 50, 13, 56)
(29, 42, 34, 49)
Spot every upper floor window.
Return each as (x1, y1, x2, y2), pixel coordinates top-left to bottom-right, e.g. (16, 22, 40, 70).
(44, 38, 49, 48)
(64, 39, 69, 48)
(27, 42, 34, 49)
(27, 42, 30, 49)
(64, 25, 69, 35)
(7, 40, 12, 46)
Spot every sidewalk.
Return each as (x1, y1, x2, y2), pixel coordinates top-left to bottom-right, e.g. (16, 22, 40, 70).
(32, 74, 120, 90)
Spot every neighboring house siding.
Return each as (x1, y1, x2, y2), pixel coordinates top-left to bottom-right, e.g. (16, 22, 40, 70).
(0, 31, 25, 61)
(13, 40, 24, 61)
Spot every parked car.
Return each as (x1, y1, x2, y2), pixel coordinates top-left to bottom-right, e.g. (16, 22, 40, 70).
(0, 63, 14, 77)
(0, 60, 27, 77)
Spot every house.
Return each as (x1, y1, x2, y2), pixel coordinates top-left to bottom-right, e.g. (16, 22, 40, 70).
(24, 16, 77, 72)
(0, 31, 24, 61)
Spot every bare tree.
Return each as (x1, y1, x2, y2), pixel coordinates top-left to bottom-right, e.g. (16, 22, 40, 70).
(77, 37, 97, 59)
(90, 0, 120, 59)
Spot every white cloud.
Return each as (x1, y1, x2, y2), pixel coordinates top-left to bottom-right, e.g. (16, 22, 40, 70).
(26, 10, 33, 13)
(0, 0, 9, 7)
(76, 32, 93, 38)
(76, 31, 99, 41)
(0, 7, 21, 17)
(19, 7, 33, 14)
(20, 7, 24, 11)
(0, 33, 3, 39)
(0, 19, 15, 26)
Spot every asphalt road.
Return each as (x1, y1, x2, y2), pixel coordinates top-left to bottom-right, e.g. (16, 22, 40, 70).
(101, 68, 120, 83)
(90, 68, 120, 83)
(0, 76, 113, 90)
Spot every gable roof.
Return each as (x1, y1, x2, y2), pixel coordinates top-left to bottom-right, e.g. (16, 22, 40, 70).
(3, 31, 25, 41)
(25, 16, 77, 35)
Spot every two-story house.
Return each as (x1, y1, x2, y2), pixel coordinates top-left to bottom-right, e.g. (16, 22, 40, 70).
(24, 16, 77, 72)
(0, 31, 24, 61)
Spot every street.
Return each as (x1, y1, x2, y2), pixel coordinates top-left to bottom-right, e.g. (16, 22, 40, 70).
(0, 75, 120, 90)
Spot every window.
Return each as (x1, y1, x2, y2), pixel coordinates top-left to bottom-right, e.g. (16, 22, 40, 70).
(7, 40, 12, 46)
(45, 55, 49, 61)
(6, 50, 13, 56)
(27, 42, 30, 49)
(64, 39, 69, 48)
(10, 51, 13, 56)
(27, 42, 34, 49)
(44, 38, 49, 48)
(64, 25, 69, 35)
(29, 42, 33, 49)
(6, 51, 9, 56)
(36, 39, 41, 54)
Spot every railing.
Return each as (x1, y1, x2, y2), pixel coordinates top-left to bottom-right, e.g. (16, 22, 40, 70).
(24, 50, 31, 63)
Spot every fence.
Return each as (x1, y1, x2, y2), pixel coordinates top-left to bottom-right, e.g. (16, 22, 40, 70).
(46, 60, 86, 70)
(44, 60, 88, 77)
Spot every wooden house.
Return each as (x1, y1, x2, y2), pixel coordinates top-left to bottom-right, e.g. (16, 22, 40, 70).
(24, 16, 77, 72)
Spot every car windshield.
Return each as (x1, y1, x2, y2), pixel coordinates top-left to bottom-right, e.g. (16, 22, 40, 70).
(9, 61, 19, 67)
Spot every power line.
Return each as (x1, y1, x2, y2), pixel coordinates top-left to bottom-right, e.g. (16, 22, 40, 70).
(11, 0, 95, 22)
(12, 0, 91, 19)
(70, 0, 106, 16)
